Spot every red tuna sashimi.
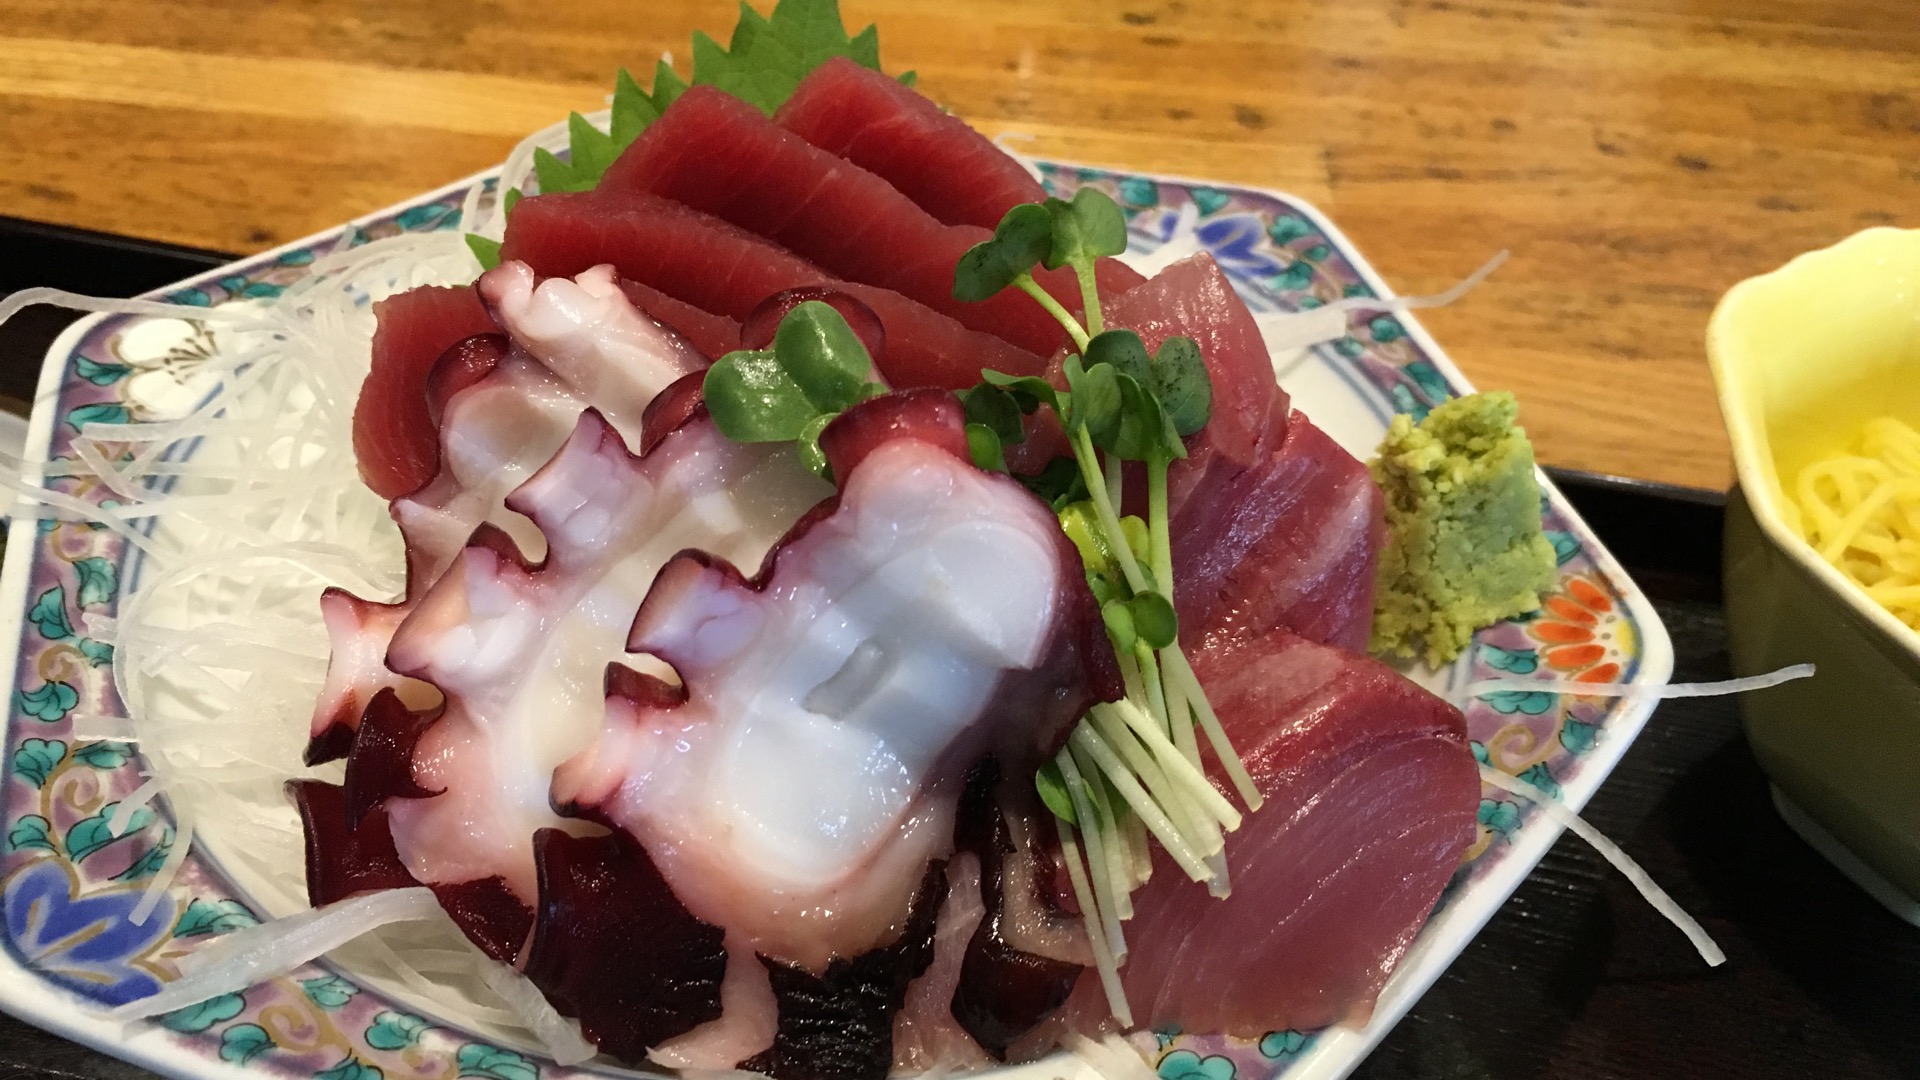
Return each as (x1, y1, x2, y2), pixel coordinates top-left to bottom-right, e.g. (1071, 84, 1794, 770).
(1176, 409, 1384, 655)
(501, 190, 1046, 388)
(1104, 253, 1281, 512)
(1121, 628, 1479, 1035)
(774, 62, 1148, 296)
(774, 58, 1050, 231)
(1098, 252, 1380, 651)
(616, 278, 740, 362)
(599, 86, 1090, 359)
(354, 284, 496, 499)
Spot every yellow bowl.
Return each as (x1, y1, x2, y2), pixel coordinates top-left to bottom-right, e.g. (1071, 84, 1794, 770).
(1709, 227, 1920, 923)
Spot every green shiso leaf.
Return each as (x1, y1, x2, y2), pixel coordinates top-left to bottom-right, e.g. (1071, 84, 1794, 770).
(465, 234, 503, 271)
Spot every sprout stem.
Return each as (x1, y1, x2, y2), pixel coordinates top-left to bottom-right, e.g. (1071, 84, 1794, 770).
(1055, 815, 1133, 1026)
(1164, 650, 1263, 811)
(1072, 722, 1210, 880)
(1104, 699, 1242, 833)
(1057, 747, 1126, 959)
(1016, 274, 1091, 352)
(1072, 428, 1149, 594)
(1075, 260, 1106, 338)
(1133, 639, 1172, 736)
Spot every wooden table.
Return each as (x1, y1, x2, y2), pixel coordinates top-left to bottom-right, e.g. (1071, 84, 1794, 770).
(2, 0, 1916, 489)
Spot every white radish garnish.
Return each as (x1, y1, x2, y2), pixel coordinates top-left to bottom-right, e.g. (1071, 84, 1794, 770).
(1478, 766, 1726, 967)
(108, 889, 443, 1022)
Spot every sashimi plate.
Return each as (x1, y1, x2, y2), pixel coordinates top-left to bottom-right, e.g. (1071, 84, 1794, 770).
(0, 162, 1671, 1080)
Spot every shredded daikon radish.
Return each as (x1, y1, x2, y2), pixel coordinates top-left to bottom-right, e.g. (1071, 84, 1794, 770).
(131, 811, 192, 926)
(1461, 664, 1814, 702)
(1064, 1032, 1157, 1080)
(1255, 251, 1509, 353)
(0, 288, 268, 330)
(1478, 766, 1726, 966)
(107, 777, 163, 837)
(109, 889, 443, 1021)
(479, 959, 599, 1066)
(0, 226, 579, 1046)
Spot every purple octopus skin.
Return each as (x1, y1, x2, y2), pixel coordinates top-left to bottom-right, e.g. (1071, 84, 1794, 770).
(949, 758, 1087, 1059)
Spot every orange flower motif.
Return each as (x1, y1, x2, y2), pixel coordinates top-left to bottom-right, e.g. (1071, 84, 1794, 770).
(1526, 574, 1635, 683)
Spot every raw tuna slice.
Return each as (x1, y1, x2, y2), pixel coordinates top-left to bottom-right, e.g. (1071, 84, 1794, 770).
(598, 86, 1089, 359)
(773, 58, 1049, 231)
(501, 190, 1046, 388)
(774, 61, 1148, 295)
(1120, 628, 1479, 1035)
(617, 278, 741, 362)
(355, 284, 496, 499)
(1101, 252, 1381, 652)
(1175, 410, 1384, 655)
(1103, 253, 1283, 516)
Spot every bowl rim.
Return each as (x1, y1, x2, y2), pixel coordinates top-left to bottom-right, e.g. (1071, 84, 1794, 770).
(1706, 225, 1920, 663)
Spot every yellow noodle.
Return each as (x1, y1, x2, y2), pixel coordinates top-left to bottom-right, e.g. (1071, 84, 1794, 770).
(1795, 417, 1920, 627)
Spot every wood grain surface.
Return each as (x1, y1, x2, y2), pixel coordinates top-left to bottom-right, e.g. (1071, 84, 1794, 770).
(2, 0, 1916, 490)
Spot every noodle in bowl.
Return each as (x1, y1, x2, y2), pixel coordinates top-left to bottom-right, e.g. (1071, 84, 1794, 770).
(1710, 225, 1920, 925)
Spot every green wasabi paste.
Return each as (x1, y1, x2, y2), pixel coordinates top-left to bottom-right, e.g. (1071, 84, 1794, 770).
(1369, 391, 1558, 667)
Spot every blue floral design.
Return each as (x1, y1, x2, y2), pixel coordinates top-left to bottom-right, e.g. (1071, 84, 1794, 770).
(1560, 719, 1599, 754)
(3, 859, 176, 1005)
(16, 681, 78, 723)
(456, 1044, 537, 1080)
(220, 1023, 275, 1065)
(366, 1012, 429, 1051)
(161, 991, 245, 1033)
(74, 357, 132, 387)
(1194, 214, 1288, 279)
(1117, 177, 1159, 207)
(1479, 644, 1539, 674)
(303, 973, 359, 1008)
(1478, 798, 1521, 838)
(8, 817, 53, 853)
(1481, 689, 1556, 716)
(28, 586, 74, 641)
(1519, 762, 1562, 799)
(1158, 1049, 1236, 1080)
(1190, 188, 1230, 216)
(13, 739, 65, 787)
(65, 403, 131, 432)
(74, 558, 117, 607)
(1547, 529, 1581, 565)
(1258, 1030, 1311, 1058)
(1266, 215, 1314, 245)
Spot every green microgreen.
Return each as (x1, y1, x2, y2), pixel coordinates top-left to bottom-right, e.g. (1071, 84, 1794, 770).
(702, 301, 882, 477)
(965, 424, 1009, 473)
(952, 191, 1260, 953)
(954, 189, 1131, 347)
(958, 384, 1028, 444)
(1018, 456, 1087, 510)
(1036, 761, 1077, 825)
(953, 204, 1052, 303)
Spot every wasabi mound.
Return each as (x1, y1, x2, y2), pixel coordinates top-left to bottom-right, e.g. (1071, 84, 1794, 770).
(1370, 391, 1557, 666)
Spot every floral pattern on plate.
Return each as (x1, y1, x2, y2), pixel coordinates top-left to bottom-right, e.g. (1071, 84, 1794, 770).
(0, 166, 1668, 1080)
